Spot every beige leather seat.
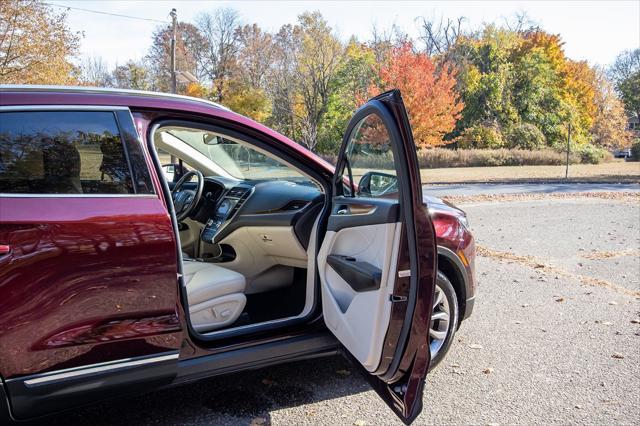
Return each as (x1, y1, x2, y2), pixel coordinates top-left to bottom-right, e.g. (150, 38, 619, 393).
(183, 260, 246, 332)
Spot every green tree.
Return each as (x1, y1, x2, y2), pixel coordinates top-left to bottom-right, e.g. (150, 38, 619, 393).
(449, 26, 598, 148)
(316, 39, 376, 153)
(294, 12, 344, 152)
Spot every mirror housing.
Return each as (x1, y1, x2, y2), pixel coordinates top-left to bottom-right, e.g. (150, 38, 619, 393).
(357, 171, 398, 197)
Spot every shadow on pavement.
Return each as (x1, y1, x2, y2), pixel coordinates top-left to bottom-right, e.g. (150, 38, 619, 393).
(23, 355, 368, 425)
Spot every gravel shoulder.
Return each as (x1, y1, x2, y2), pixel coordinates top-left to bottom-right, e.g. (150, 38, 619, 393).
(27, 197, 640, 425)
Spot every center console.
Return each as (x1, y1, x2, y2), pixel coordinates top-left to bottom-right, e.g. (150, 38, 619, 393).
(201, 186, 252, 243)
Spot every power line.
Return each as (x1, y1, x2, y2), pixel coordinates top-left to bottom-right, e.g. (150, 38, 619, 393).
(44, 2, 170, 24)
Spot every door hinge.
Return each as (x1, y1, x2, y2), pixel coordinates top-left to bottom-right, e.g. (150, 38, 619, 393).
(390, 294, 408, 302)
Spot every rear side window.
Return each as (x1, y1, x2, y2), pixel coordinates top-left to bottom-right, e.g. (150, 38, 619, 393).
(0, 111, 150, 195)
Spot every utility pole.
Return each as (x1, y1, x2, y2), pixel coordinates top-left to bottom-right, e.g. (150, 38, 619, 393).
(170, 8, 177, 94)
(565, 122, 571, 179)
(169, 8, 178, 166)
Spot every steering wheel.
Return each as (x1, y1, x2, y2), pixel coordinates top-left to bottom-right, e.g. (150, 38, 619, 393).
(171, 170, 204, 222)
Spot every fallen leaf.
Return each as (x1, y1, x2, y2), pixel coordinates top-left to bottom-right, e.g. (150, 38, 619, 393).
(468, 344, 483, 349)
(353, 420, 367, 426)
(575, 404, 582, 409)
(608, 301, 618, 305)
(483, 368, 493, 374)
(630, 319, 640, 324)
(515, 321, 522, 325)
(521, 303, 530, 308)
(261, 378, 275, 386)
(336, 369, 351, 376)
(611, 353, 624, 359)
(555, 297, 565, 302)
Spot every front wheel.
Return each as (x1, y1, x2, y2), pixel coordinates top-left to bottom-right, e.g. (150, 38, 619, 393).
(428, 271, 459, 370)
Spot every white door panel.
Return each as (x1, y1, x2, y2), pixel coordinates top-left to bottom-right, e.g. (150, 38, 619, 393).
(318, 222, 402, 371)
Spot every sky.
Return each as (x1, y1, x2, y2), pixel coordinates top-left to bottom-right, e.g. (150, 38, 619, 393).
(48, 0, 640, 68)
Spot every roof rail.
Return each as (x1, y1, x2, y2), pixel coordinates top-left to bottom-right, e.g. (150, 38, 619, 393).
(0, 85, 230, 111)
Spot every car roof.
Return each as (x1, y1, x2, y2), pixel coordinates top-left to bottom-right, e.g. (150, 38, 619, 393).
(0, 85, 230, 111)
(0, 84, 336, 178)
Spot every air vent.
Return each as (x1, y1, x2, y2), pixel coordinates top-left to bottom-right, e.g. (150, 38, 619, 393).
(227, 186, 252, 217)
(227, 187, 250, 199)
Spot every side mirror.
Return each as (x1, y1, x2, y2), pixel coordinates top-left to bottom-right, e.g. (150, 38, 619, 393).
(161, 163, 185, 183)
(357, 171, 398, 197)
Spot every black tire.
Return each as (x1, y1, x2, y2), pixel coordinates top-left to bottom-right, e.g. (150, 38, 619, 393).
(428, 271, 459, 371)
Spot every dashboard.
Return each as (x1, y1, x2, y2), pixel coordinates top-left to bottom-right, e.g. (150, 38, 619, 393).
(188, 177, 325, 250)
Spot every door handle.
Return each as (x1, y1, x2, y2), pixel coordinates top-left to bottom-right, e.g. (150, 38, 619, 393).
(0, 245, 11, 255)
(336, 208, 349, 215)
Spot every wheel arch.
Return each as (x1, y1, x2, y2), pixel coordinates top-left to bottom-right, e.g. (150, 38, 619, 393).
(437, 246, 468, 326)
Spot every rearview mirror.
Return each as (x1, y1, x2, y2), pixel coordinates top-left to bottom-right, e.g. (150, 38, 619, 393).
(358, 171, 398, 197)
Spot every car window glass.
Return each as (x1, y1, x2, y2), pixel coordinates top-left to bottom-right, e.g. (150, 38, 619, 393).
(158, 127, 314, 186)
(0, 111, 135, 194)
(340, 112, 398, 199)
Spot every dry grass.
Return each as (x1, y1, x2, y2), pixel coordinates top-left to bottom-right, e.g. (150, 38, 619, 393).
(441, 191, 640, 205)
(351, 161, 640, 184)
(420, 161, 640, 184)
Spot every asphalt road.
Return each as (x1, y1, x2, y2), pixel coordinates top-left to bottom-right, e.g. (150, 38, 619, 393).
(423, 182, 640, 197)
(28, 196, 640, 425)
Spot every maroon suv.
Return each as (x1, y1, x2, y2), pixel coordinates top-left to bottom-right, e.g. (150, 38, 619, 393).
(0, 86, 475, 424)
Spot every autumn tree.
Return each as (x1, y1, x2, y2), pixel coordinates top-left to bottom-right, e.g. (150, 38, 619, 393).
(146, 22, 205, 93)
(195, 8, 241, 102)
(223, 24, 274, 122)
(266, 24, 301, 141)
(0, 0, 80, 84)
(78, 56, 111, 86)
(293, 12, 344, 152)
(111, 61, 151, 90)
(592, 68, 634, 148)
(610, 48, 640, 123)
(448, 25, 601, 148)
(370, 42, 463, 147)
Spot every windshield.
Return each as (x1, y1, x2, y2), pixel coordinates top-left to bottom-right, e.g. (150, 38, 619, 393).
(159, 127, 309, 182)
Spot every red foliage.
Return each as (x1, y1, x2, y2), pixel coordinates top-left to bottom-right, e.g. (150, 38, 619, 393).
(369, 43, 463, 147)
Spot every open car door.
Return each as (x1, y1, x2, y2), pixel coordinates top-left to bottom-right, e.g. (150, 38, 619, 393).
(317, 90, 437, 424)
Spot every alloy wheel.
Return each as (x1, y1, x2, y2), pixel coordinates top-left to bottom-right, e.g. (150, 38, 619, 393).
(429, 282, 451, 358)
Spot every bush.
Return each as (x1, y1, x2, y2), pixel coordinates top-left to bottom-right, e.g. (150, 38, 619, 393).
(506, 123, 546, 150)
(320, 146, 615, 169)
(458, 124, 505, 149)
(573, 144, 612, 164)
(321, 148, 584, 169)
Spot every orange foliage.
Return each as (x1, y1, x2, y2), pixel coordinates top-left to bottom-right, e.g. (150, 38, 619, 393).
(369, 43, 463, 147)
